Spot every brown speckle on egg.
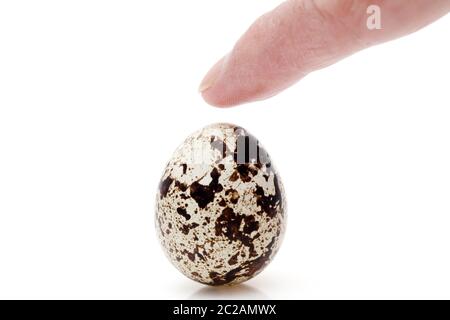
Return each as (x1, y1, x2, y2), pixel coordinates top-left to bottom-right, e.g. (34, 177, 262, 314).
(155, 123, 286, 286)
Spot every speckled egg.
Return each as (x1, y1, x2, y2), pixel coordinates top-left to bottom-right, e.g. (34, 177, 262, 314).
(155, 123, 286, 286)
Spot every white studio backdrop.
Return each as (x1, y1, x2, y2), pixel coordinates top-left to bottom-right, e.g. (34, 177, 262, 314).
(0, 1, 449, 299)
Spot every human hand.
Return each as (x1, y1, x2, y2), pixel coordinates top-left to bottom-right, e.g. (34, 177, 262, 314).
(199, 0, 450, 107)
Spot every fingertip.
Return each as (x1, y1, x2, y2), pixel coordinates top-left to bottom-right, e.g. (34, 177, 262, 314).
(199, 55, 250, 108)
(199, 56, 241, 107)
(198, 1, 307, 108)
(201, 88, 243, 108)
(200, 65, 284, 108)
(199, 57, 225, 94)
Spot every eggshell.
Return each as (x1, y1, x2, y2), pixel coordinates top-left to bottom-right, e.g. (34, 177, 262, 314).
(155, 123, 286, 285)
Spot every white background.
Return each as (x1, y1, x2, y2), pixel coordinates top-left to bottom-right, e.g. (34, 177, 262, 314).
(0, 1, 449, 299)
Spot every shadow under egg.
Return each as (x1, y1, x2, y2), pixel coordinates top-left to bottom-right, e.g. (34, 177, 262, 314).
(188, 283, 268, 300)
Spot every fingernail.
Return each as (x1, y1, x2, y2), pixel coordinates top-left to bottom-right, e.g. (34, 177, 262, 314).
(199, 56, 226, 93)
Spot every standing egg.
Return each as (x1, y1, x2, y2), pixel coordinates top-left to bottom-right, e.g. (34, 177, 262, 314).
(155, 123, 286, 285)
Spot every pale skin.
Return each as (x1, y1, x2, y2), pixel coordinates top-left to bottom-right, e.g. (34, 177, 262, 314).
(199, 0, 450, 107)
